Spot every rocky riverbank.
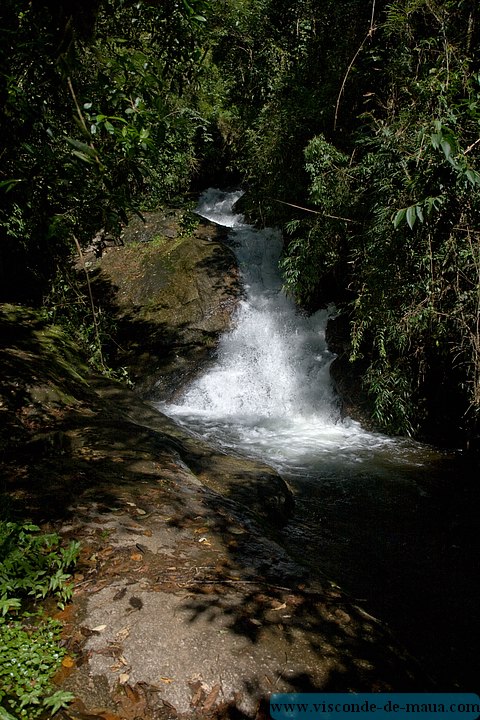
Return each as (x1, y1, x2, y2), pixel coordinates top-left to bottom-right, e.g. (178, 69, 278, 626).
(0, 312, 430, 719)
(0, 219, 434, 719)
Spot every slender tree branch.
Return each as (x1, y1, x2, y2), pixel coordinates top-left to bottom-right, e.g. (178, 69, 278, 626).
(334, 0, 377, 131)
(370, 0, 376, 33)
(73, 235, 105, 370)
(272, 198, 359, 224)
(464, 138, 480, 155)
(67, 76, 89, 136)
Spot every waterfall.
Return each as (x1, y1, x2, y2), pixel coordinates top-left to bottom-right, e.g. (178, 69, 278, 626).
(157, 191, 478, 691)
(158, 189, 406, 477)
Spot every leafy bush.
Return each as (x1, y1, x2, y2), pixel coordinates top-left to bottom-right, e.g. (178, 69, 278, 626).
(0, 521, 79, 719)
(0, 621, 74, 720)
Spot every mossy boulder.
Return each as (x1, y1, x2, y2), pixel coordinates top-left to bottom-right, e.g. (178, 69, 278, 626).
(86, 208, 240, 399)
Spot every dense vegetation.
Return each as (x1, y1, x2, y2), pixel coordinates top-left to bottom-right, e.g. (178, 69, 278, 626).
(1, 0, 479, 444)
(0, 521, 79, 719)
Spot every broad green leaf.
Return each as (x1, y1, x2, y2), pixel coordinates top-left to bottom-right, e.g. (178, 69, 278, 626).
(393, 207, 406, 228)
(0, 596, 21, 616)
(66, 138, 98, 157)
(182, 0, 194, 14)
(0, 179, 22, 192)
(406, 205, 417, 230)
(71, 150, 95, 164)
(440, 139, 452, 160)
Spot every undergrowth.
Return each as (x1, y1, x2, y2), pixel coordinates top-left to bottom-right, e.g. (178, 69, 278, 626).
(43, 271, 132, 386)
(0, 521, 79, 719)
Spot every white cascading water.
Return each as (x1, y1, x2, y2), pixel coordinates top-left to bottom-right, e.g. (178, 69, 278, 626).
(157, 188, 420, 478)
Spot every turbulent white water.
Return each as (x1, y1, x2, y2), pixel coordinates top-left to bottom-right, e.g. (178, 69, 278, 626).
(157, 188, 424, 477)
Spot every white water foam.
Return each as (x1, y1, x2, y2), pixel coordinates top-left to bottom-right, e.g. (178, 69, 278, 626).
(157, 189, 420, 477)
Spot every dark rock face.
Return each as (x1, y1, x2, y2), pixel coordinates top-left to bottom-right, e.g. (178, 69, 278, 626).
(326, 314, 375, 429)
(86, 210, 241, 399)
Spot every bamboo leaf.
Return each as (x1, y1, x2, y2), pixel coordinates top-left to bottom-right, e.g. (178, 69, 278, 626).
(466, 168, 480, 186)
(71, 150, 95, 164)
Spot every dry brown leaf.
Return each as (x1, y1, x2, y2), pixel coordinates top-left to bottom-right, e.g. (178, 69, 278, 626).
(124, 684, 140, 703)
(116, 626, 130, 640)
(203, 684, 221, 712)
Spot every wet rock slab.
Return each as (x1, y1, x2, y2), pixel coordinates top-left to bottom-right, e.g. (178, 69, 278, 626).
(57, 476, 424, 720)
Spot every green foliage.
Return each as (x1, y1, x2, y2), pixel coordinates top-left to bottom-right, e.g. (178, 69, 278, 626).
(0, 521, 80, 609)
(364, 360, 416, 436)
(0, 521, 79, 718)
(0, 620, 75, 719)
(280, 135, 353, 305)
(0, 0, 212, 302)
(43, 270, 133, 382)
(251, 0, 480, 437)
(343, 3, 480, 435)
(205, 0, 374, 221)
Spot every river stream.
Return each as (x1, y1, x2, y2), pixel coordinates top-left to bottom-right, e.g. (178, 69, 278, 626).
(157, 189, 480, 690)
